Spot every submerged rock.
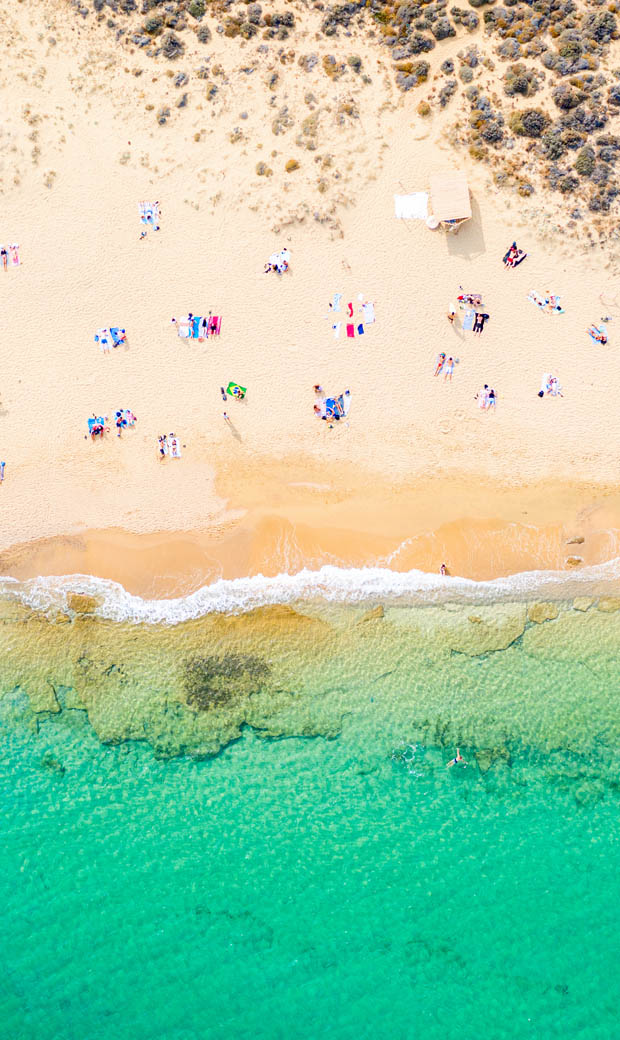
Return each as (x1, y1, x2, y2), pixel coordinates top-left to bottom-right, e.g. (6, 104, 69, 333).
(67, 593, 98, 614)
(527, 602, 559, 624)
(596, 597, 620, 612)
(572, 597, 594, 612)
(443, 604, 527, 655)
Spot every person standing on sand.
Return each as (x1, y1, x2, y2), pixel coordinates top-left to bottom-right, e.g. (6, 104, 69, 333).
(440, 563, 447, 576)
(448, 748, 467, 768)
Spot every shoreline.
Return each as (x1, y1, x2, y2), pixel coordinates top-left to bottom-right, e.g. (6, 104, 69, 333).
(2, 471, 620, 598)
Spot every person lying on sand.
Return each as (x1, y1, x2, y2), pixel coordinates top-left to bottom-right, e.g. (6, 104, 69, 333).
(473, 313, 489, 335)
(434, 353, 446, 377)
(503, 242, 527, 268)
(588, 324, 607, 344)
(444, 357, 455, 382)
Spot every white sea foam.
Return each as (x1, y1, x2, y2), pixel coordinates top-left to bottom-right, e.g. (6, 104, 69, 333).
(1, 559, 620, 625)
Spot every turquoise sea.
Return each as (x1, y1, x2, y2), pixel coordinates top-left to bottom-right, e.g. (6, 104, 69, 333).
(1, 574, 620, 1039)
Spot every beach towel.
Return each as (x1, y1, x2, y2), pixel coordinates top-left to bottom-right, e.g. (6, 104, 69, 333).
(346, 324, 355, 338)
(9, 244, 19, 266)
(462, 309, 475, 332)
(208, 316, 221, 335)
(394, 193, 429, 219)
(347, 302, 353, 317)
(191, 316, 202, 338)
(333, 322, 341, 339)
(110, 327, 126, 347)
(226, 382, 246, 400)
(87, 416, 106, 434)
(332, 292, 342, 313)
(362, 302, 375, 324)
(357, 323, 364, 335)
(170, 440, 182, 458)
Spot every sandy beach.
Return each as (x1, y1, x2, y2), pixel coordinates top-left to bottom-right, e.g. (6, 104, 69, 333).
(2, 0, 620, 594)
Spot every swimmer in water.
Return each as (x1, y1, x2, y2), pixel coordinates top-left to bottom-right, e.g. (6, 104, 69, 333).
(447, 747, 467, 768)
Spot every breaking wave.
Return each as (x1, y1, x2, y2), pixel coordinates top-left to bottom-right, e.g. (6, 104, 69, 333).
(1, 559, 620, 624)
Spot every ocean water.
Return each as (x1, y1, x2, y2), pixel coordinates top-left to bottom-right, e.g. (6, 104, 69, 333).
(1, 576, 620, 1039)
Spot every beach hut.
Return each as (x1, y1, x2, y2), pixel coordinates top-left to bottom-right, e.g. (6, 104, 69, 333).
(428, 171, 471, 233)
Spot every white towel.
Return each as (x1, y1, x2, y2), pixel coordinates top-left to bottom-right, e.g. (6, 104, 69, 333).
(333, 321, 341, 339)
(362, 302, 375, 324)
(170, 440, 182, 458)
(540, 373, 551, 393)
(394, 193, 429, 219)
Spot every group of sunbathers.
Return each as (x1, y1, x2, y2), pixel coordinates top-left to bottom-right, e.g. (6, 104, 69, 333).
(158, 433, 182, 458)
(502, 241, 527, 268)
(313, 387, 351, 425)
(171, 314, 222, 339)
(528, 290, 564, 314)
(434, 354, 456, 380)
(264, 248, 290, 275)
(475, 385, 497, 409)
(88, 410, 136, 439)
(0, 244, 19, 269)
(95, 327, 127, 352)
(139, 201, 161, 240)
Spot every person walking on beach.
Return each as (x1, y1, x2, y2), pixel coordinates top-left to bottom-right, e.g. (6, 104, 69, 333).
(440, 563, 447, 576)
(447, 748, 467, 768)
(447, 304, 456, 324)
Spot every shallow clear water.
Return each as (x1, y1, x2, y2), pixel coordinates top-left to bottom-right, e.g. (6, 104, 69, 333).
(1, 595, 620, 1038)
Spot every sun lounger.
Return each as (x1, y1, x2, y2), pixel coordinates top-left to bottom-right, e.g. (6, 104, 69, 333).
(462, 309, 475, 332)
(362, 302, 375, 324)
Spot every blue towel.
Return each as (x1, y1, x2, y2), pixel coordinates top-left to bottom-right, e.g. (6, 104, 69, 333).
(357, 323, 364, 335)
(462, 309, 475, 332)
(191, 316, 202, 338)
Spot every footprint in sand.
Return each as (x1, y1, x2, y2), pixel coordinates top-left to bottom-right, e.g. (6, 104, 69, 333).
(439, 418, 453, 435)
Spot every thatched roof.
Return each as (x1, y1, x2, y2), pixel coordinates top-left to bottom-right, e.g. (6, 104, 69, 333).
(429, 171, 471, 222)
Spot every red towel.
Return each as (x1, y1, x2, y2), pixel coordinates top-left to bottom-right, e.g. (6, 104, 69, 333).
(209, 316, 221, 335)
(348, 302, 353, 317)
(346, 323, 355, 338)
